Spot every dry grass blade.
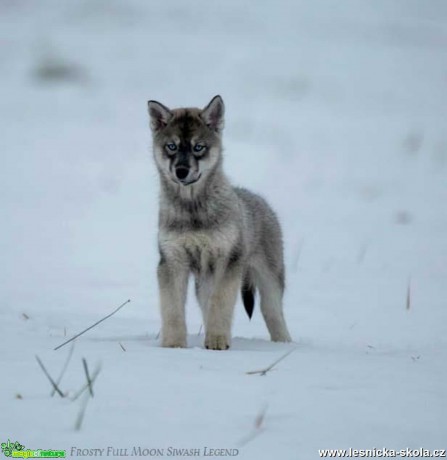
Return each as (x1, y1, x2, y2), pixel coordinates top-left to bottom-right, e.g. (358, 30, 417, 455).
(357, 243, 368, 264)
(406, 278, 411, 310)
(75, 391, 91, 431)
(71, 364, 101, 401)
(54, 299, 131, 351)
(51, 342, 75, 397)
(82, 358, 94, 397)
(238, 404, 268, 447)
(254, 404, 268, 429)
(291, 238, 304, 272)
(35, 355, 64, 397)
(246, 348, 296, 376)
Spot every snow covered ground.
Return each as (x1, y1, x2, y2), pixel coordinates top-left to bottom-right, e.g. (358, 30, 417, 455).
(1, 1, 446, 458)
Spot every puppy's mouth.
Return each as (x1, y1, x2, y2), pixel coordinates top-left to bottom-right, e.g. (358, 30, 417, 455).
(170, 172, 202, 186)
(179, 173, 201, 186)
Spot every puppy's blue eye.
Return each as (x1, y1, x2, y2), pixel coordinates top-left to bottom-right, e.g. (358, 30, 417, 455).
(166, 143, 177, 152)
(194, 144, 205, 153)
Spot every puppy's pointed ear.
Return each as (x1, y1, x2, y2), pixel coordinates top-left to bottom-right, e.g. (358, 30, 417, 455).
(201, 95, 225, 133)
(147, 100, 173, 132)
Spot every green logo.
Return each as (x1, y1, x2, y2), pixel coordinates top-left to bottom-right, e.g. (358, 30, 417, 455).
(1, 440, 65, 458)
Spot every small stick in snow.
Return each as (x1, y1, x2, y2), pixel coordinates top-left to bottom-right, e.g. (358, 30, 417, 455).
(35, 355, 65, 397)
(238, 404, 268, 447)
(74, 391, 91, 431)
(82, 358, 94, 397)
(51, 342, 75, 397)
(246, 348, 296, 376)
(406, 278, 411, 310)
(22, 313, 30, 320)
(71, 364, 101, 401)
(254, 404, 268, 429)
(54, 299, 131, 351)
(119, 342, 126, 352)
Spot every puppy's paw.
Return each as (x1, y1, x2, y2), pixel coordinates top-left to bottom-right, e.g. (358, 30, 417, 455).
(205, 334, 230, 351)
(271, 332, 292, 343)
(161, 332, 187, 348)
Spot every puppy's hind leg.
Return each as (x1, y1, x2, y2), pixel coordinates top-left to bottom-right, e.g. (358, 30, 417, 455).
(255, 262, 292, 343)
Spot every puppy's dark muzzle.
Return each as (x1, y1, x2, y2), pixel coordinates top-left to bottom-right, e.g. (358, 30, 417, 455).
(175, 166, 190, 181)
(173, 166, 202, 186)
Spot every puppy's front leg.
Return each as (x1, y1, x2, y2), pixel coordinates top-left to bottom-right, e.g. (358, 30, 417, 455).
(158, 258, 189, 348)
(205, 265, 241, 350)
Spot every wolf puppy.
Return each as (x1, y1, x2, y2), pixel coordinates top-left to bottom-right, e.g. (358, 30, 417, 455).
(148, 95, 291, 350)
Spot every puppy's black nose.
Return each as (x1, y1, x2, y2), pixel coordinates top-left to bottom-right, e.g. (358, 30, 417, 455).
(175, 166, 189, 180)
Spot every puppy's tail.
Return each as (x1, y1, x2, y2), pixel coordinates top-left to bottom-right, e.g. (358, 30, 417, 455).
(241, 272, 256, 319)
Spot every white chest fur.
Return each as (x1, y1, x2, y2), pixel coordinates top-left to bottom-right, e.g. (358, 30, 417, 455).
(159, 225, 238, 270)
